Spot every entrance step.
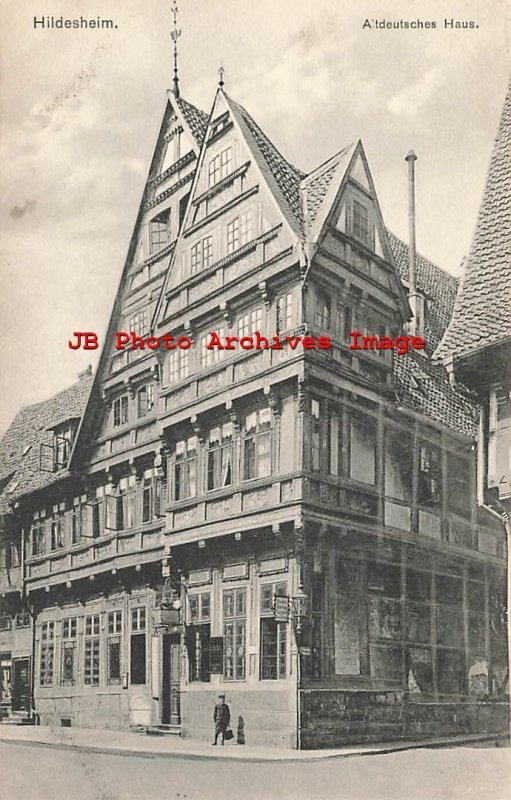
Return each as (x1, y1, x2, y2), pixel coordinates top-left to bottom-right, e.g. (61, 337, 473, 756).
(145, 724, 181, 737)
(0, 714, 35, 726)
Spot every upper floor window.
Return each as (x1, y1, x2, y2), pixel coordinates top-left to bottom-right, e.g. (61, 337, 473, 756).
(243, 408, 271, 480)
(50, 515, 65, 551)
(311, 399, 321, 472)
(149, 209, 171, 254)
(384, 428, 413, 501)
(208, 147, 232, 187)
(276, 293, 293, 333)
(137, 384, 155, 418)
(168, 348, 189, 384)
(447, 452, 471, 518)
(129, 309, 148, 336)
(113, 395, 129, 428)
(339, 305, 352, 341)
(418, 442, 442, 507)
(227, 212, 252, 254)
(174, 437, 198, 500)
(238, 307, 263, 339)
(200, 329, 225, 368)
(314, 292, 331, 330)
(348, 197, 373, 247)
(349, 412, 377, 485)
(191, 235, 213, 274)
(31, 522, 46, 557)
(207, 423, 233, 491)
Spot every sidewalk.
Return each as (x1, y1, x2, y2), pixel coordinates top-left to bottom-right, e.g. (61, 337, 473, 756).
(0, 723, 507, 762)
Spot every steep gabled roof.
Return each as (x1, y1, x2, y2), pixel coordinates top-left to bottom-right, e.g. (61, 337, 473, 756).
(225, 95, 305, 235)
(300, 145, 355, 230)
(175, 96, 209, 146)
(0, 373, 93, 514)
(435, 79, 511, 362)
(388, 230, 459, 354)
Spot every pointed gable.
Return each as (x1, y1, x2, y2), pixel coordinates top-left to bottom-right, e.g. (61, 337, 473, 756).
(435, 79, 511, 362)
(225, 95, 305, 236)
(70, 91, 207, 469)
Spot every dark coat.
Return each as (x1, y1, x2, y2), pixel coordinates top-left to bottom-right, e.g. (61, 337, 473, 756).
(213, 701, 231, 729)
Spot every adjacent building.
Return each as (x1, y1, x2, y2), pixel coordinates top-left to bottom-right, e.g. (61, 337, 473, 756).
(0, 72, 508, 747)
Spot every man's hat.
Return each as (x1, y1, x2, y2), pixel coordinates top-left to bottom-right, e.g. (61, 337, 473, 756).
(218, 693, 225, 698)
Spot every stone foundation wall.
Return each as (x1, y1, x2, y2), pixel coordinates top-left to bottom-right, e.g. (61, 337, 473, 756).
(299, 689, 510, 748)
(180, 687, 297, 748)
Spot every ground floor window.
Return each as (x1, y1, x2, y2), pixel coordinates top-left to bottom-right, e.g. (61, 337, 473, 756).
(107, 637, 122, 685)
(187, 626, 211, 682)
(223, 588, 247, 680)
(84, 614, 100, 686)
(39, 622, 55, 686)
(61, 642, 77, 686)
(260, 619, 287, 679)
(0, 657, 11, 704)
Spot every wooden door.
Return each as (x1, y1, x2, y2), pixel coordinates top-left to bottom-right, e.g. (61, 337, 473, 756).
(11, 658, 30, 713)
(161, 634, 180, 725)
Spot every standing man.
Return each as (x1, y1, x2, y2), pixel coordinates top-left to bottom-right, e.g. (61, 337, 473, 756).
(212, 693, 231, 745)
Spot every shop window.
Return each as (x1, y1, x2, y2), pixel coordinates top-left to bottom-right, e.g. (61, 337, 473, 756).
(0, 658, 11, 704)
(260, 582, 287, 680)
(40, 621, 55, 687)
(0, 615, 12, 632)
(407, 647, 434, 694)
(370, 644, 403, 681)
(334, 560, 362, 675)
(349, 412, 377, 485)
(107, 610, 122, 686)
(208, 147, 232, 187)
(187, 592, 211, 682)
(61, 617, 77, 686)
(314, 292, 330, 330)
(207, 423, 233, 490)
(15, 613, 30, 629)
(447, 453, 472, 518)
(84, 614, 100, 686)
(130, 607, 146, 685)
(418, 442, 442, 506)
(137, 384, 155, 418)
(174, 437, 198, 500)
(276, 292, 293, 333)
(243, 408, 271, 480)
(223, 588, 246, 680)
(437, 649, 465, 695)
(384, 428, 413, 501)
(112, 395, 129, 428)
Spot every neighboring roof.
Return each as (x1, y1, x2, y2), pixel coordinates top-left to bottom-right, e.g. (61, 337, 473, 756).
(384, 233, 477, 436)
(226, 95, 305, 233)
(301, 145, 355, 229)
(393, 351, 477, 437)
(175, 96, 209, 147)
(387, 231, 459, 354)
(0, 373, 93, 514)
(435, 79, 511, 362)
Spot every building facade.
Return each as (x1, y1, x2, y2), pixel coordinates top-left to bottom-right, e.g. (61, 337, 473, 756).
(0, 76, 508, 747)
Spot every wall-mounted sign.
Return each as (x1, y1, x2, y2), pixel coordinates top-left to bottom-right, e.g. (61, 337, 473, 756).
(274, 596, 290, 623)
(209, 637, 223, 673)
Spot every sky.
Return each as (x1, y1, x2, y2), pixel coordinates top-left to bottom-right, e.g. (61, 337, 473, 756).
(0, 0, 510, 436)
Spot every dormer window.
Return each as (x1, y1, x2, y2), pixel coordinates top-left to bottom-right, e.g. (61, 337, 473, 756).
(40, 421, 77, 472)
(149, 209, 171, 254)
(208, 147, 232, 187)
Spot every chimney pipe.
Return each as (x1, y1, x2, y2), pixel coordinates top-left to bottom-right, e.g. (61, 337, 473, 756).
(405, 150, 417, 298)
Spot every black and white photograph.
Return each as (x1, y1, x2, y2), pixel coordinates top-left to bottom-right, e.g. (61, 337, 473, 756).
(0, 1, 510, 798)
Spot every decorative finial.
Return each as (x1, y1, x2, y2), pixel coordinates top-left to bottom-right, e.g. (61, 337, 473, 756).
(218, 62, 225, 89)
(170, 0, 181, 98)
